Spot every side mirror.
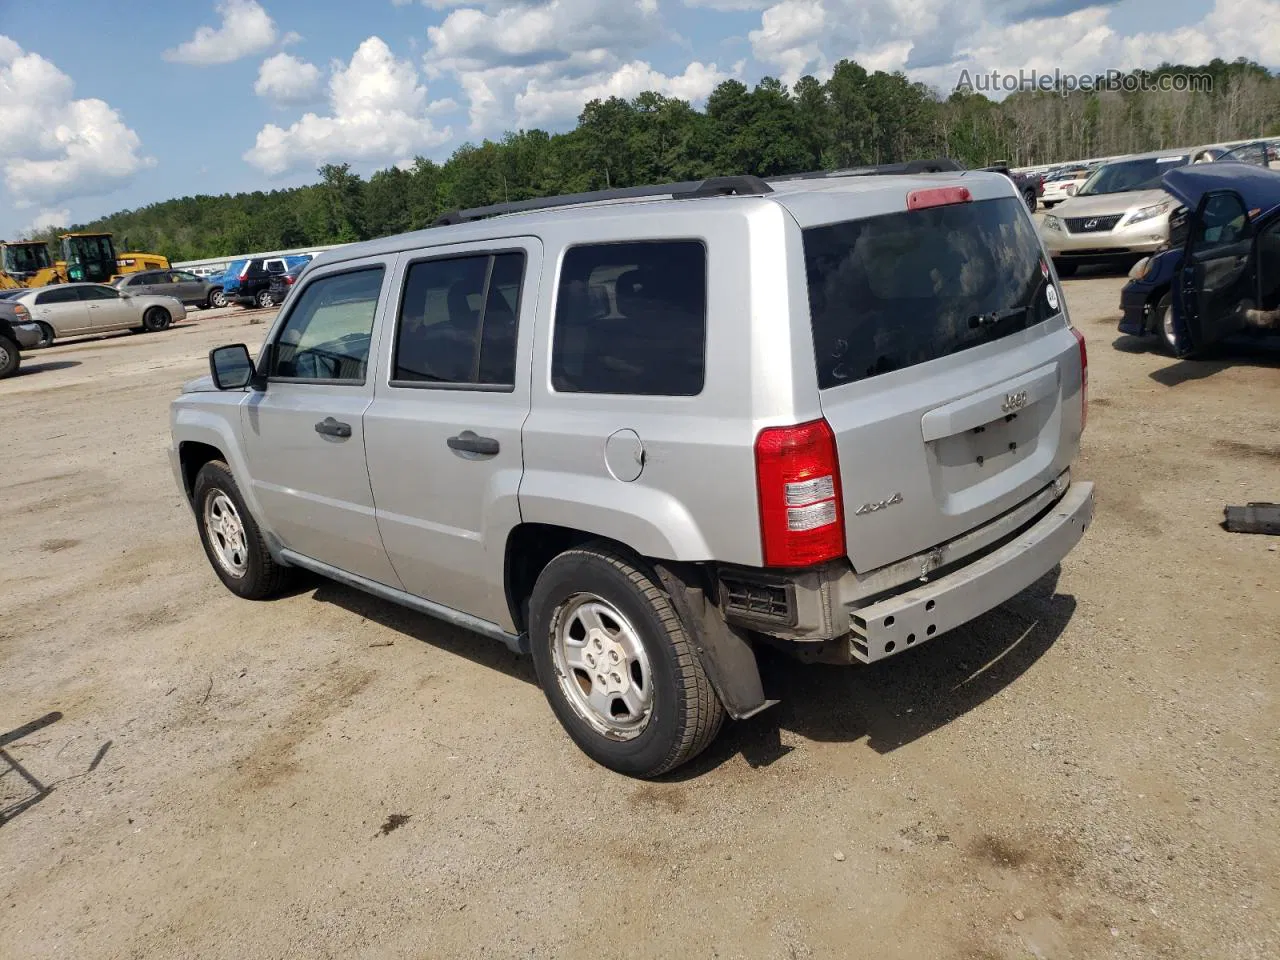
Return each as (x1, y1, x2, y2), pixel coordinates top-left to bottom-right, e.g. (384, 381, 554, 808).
(210, 343, 255, 390)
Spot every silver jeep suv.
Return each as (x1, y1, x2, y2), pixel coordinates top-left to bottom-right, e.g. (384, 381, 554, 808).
(170, 161, 1094, 777)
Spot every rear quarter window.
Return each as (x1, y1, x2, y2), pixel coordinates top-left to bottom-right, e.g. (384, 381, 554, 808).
(551, 240, 706, 396)
(804, 196, 1056, 389)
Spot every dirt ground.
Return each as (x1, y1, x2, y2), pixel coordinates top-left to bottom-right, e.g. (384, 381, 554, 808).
(2, 280, 1278, 960)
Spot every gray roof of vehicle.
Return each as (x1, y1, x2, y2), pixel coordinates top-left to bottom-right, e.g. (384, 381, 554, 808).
(310, 170, 1015, 270)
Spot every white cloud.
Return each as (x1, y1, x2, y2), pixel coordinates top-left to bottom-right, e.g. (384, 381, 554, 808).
(245, 37, 452, 175)
(0, 36, 153, 209)
(423, 1, 734, 133)
(742, 0, 1280, 92)
(684, 0, 772, 9)
(22, 208, 70, 236)
(255, 52, 322, 104)
(903, 0, 1280, 96)
(514, 59, 735, 128)
(164, 0, 278, 66)
(426, 0, 663, 71)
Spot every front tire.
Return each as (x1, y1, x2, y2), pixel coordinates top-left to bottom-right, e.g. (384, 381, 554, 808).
(529, 545, 725, 778)
(256, 289, 275, 309)
(193, 460, 290, 600)
(1155, 293, 1178, 355)
(209, 288, 227, 309)
(142, 306, 171, 332)
(36, 322, 55, 347)
(0, 334, 19, 379)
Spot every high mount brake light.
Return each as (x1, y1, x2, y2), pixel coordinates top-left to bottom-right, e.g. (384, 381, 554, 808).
(906, 186, 972, 210)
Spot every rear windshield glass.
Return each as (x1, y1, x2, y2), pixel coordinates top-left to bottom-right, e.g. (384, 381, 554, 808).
(804, 196, 1056, 389)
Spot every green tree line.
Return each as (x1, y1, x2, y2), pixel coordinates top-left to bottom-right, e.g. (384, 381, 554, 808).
(28, 57, 1278, 261)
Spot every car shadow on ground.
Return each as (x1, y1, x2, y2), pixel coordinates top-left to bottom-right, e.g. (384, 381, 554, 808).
(310, 581, 537, 686)
(1146, 343, 1280, 387)
(313, 566, 1074, 779)
(669, 567, 1075, 779)
(14, 360, 81, 376)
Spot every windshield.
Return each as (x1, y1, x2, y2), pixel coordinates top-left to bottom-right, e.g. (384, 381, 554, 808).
(1222, 141, 1278, 167)
(63, 235, 116, 265)
(804, 196, 1056, 389)
(1078, 156, 1189, 195)
(3, 243, 52, 275)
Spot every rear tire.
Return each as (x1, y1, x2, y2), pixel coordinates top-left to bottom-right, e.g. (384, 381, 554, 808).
(192, 460, 291, 600)
(1053, 260, 1078, 278)
(1024, 189, 1037, 211)
(0, 334, 19, 379)
(256, 289, 275, 309)
(143, 306, 171, 332)
(528, 544, 725, 778)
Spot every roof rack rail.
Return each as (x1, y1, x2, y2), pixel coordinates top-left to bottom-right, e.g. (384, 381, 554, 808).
(766, 157, 965, 183)
(431, 174, 774, 227)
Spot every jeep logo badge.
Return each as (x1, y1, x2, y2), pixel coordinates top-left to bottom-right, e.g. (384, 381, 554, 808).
(1002, 390, 1029, 413)
(855, 492, 904, 516)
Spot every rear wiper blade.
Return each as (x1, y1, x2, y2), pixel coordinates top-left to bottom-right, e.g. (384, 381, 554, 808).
(969, 306, 1028, 329)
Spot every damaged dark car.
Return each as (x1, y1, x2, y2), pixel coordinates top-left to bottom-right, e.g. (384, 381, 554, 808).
(1118, 154, 1280, 356)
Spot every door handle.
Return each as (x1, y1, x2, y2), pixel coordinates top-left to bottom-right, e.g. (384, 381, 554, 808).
(447, 431, 500, 456)
(315, 417, 352, 439)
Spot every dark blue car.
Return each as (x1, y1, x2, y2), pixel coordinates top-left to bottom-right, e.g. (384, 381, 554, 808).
(1119, 156, 1280, 356)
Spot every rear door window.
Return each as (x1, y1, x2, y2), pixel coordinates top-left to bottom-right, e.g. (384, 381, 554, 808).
(803, 196, 1055, 389)
(35, 287, 79, 305)
(552, 240, 706, 396)
(392, 251, 525, 387)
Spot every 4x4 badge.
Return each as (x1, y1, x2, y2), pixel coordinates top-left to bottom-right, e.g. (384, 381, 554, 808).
(855, 492, 904, 516)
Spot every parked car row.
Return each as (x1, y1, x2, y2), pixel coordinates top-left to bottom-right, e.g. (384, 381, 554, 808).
(1040, 143, 1241, 276)
(0, 282, 190, 375)
(114, 269, 226, 309)
(207, 254, 313, 309)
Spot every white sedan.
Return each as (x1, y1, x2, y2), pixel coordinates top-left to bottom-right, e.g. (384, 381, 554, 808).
(15, 282, 188, 344)
(1040, 167, 1093, 208)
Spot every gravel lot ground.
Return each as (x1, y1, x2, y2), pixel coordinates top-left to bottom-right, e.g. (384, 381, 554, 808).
(2, 279, 1278, 960)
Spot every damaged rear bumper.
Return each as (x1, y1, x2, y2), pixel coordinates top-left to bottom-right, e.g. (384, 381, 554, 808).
(847, 481, 1094, 662)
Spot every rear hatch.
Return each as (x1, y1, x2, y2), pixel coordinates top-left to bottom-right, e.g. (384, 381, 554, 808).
(775, 175, 1084, 572)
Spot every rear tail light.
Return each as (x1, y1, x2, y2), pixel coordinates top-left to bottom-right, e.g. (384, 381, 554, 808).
(285, 275, 296, 285)
(1070, 326, 1088, 432)
(755, 419, 846, 567)
(906, 186, 972, 211)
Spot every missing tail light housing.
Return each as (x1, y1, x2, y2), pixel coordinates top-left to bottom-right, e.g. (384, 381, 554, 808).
(1070, 326, 1088, 432)
(755, 419, 845, 567)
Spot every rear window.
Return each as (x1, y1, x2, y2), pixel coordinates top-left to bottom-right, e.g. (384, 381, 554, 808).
(35, 287, 79, 305)
(804, 197, 1056, 389)
(552, 240, 706, 396)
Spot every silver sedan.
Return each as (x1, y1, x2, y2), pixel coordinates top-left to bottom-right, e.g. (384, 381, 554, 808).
(14, 282, 189, 344)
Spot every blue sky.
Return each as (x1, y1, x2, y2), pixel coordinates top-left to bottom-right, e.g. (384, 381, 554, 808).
(0, 0, 1270, 237)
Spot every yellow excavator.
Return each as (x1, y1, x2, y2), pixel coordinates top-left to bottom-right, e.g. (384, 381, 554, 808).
(0, 233, 169, 289)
